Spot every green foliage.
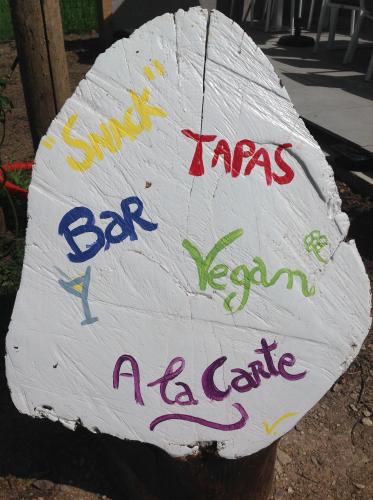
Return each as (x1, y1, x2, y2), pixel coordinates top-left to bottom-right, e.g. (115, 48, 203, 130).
(60, 0, 98, 34)
(4, 168, 31, 190)
(0, 0, 98, 41)
(0, 0, 12, 41)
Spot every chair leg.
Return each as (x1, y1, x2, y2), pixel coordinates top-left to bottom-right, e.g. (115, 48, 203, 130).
(314, 0, 328, 53)
(350, 10, 356, 36)
(297, 0, 303, 18)
(366, 50, 373, 81)
(265, 0, 273, 32)
(328, 6, 339, 50)
(262, 0, 270, 20)
(290, 0, 295, 34)
(273, 0, 284, 30)
(343, 12, 365, 64)
(307, 0, 316, 30)
(249, 0, 256, 25)
(242, 0, 255, 24)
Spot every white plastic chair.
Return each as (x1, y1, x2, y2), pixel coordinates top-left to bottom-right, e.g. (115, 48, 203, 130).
(243, 0, 274, 31)
(313, 0, 361, 52)
(243, 0, 285, 32)
(307, 0, 335, 30)
(242, 0, 258, 25)
(343, 0, 373, 80)
(244, 0, 316, 33)
(307, 0, 317, 29)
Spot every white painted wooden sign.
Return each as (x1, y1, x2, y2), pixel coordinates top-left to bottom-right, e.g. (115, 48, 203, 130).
(6, 8, 371, 459)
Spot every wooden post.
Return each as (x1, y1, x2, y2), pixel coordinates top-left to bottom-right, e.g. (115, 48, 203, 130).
(9, 0, 70, 151)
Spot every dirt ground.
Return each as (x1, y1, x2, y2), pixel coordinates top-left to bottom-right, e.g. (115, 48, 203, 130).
(0, 35, 372, 499)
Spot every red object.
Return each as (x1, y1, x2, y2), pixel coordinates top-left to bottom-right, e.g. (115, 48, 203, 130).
(0, 161, 33, 198)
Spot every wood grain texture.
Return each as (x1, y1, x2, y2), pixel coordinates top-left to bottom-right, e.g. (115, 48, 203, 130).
(9, 0, 70, 149)
(42, 0, 71, 110)
(10, 0, 56, 148)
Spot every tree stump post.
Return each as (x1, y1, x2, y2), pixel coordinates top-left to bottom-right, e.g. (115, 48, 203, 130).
(102, 437, 278, 499)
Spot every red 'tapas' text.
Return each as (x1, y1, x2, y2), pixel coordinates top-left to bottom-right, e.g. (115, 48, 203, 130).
(181, 129, 294, 186)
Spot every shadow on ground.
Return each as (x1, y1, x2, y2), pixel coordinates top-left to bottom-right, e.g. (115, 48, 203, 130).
(64, 37, 101, 65)
(244, 21, 373, 103)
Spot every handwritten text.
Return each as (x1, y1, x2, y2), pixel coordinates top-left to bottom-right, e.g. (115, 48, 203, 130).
(182, 129, 294, 185)
(113, 338, 306, 431)
(183, 229, 315, 313)
(58, 196, 158, 263)
(62, 88, 167, 172)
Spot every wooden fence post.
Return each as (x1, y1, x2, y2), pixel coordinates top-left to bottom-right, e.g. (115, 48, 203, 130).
(9, 0, 70, 151)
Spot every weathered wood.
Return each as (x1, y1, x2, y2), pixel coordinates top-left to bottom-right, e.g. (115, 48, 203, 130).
(42, 0, 71, 111)
(6, 4, 371, 486)
(9, 0, 70, 150)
